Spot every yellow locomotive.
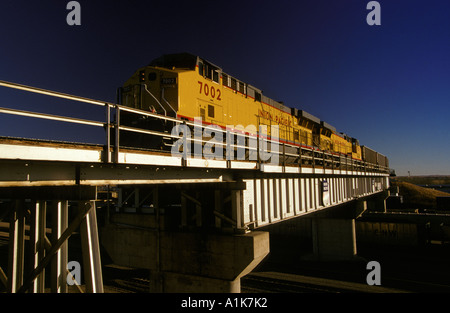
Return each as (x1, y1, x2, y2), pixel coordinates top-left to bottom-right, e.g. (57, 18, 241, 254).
(118, 53, 363, 162)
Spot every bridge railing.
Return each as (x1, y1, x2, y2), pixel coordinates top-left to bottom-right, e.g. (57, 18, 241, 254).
(0, 80, 390, 174)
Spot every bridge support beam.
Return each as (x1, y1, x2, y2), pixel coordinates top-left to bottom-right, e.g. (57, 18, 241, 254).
(50, 200, 68, 293)
(80, 201, 104, 293)
(0, 186, 101, 293)
(101, 213, 270, 293)
(7, 200, 25, 292)
(31, 200, 47, 293)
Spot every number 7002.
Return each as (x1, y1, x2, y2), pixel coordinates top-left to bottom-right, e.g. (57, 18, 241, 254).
(198, 81, 221, 100)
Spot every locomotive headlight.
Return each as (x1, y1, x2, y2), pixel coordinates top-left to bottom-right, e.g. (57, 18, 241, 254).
(139, 70, 145, 82)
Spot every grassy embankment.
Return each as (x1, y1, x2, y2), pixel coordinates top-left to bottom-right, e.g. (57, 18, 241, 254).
(390, 176, 450, 210)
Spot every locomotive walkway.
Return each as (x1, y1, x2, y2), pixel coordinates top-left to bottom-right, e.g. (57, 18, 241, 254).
(0, 80, 390, 293)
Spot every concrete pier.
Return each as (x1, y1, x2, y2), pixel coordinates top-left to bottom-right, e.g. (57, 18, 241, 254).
(306, 198, 366, 260)
(101, 213, 270, 293)
(262, 198, 370, 261)
(367, 190, 390, 212)
(311, 218, 357, 260)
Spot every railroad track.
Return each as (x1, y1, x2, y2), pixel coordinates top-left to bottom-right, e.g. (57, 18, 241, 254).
(241, 272, 407, 293)
(242, 275, 345, 293)
(104, 277, 151, 293)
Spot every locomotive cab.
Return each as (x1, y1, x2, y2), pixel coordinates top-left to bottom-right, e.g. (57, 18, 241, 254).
(119, 54, 198, 116)
(116, 54, 197, 149)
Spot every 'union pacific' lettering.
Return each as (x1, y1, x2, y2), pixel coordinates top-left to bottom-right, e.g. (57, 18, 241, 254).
(258, 109, 290, 126)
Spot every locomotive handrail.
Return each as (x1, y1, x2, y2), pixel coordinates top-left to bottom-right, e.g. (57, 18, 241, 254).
(161, 87, 177, 116)
(118, 105, 180, 124)
(142, 83, 167, 116)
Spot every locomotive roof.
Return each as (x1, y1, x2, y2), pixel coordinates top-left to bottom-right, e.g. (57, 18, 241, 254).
(299, 110, 320, 124)
(320, 121, 336, 132)
(149, 53, 199, 70)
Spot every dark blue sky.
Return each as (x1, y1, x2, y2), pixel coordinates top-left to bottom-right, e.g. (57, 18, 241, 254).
(0, 0, 449, 176)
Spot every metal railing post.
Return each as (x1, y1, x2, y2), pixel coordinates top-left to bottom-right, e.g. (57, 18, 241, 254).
(115, 105, 120, 163)
(106, 104, 111, 163)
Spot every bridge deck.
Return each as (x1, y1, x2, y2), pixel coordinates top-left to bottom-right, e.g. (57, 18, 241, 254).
(0, 136, 387, 186)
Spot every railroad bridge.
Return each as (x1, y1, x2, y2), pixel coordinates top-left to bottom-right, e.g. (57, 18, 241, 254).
(0, 80, 390, 293)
